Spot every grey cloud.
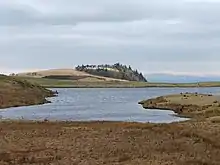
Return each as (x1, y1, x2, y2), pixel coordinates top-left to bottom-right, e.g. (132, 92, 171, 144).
(2, 0, 220, 35)
(1, 0, 220, 74)
(1, 5, 35, 26)
(0, 0, 194, 26)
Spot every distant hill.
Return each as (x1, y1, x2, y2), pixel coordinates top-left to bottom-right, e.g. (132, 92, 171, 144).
(14, 68, 128, 82)
(75, 63, 147, 82)
(146, 73, 220, 83)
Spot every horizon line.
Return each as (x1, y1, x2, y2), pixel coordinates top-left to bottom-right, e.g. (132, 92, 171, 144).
(1, 68, 220, 77)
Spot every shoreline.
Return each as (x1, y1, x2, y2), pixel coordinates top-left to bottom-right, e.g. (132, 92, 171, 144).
(0, 76, 57, 109)
(44, 85, 220, 88)
(0, 92, 57, 110)
(138, 93, 220, 120)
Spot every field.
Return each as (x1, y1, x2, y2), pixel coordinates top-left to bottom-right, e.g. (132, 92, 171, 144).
(16, 76, 220, 88)
(1, 120, 220, 165)
(15, 68, 127, 82)
(14, 68, 220, 88)
(139, 93, 220, 119)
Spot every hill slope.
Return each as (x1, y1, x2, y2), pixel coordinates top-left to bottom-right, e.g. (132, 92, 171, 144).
(15, 68, 128, 82)
(0, 75, 55, 109)
(75, 63, 147, 82)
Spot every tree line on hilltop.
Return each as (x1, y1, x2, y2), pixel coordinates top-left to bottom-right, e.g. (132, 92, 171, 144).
(75, 63, 147, 82)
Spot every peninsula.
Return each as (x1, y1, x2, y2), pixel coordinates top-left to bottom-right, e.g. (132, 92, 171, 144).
(0, 75, 55, 109)
(139, 92, 220, 120)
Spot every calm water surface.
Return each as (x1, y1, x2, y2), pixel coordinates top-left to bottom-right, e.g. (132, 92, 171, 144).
(1, 87, 220, 123)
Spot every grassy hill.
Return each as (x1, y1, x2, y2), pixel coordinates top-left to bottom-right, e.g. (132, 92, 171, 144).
(75, 63, 147, 82)
(15, 63, 148, 83)
(15, 68, 128, 82)
(0, 75, 55, 109)
(12, 67, 220, 88)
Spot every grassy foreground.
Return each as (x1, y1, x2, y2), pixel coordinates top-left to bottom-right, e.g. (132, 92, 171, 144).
(16, 76, 220, 88)
(1, 120, 220, 165)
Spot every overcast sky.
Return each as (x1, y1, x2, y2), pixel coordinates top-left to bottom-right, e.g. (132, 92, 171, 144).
(1, 0, 220, 76)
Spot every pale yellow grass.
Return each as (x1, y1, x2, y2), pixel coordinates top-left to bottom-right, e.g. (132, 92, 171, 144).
(164, 93, 220, 106)
(207, 116, 220, 123)
(16, 68, 128, 82)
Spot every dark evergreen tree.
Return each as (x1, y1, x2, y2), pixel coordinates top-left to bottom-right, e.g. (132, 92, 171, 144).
(75, 63, 147, 82)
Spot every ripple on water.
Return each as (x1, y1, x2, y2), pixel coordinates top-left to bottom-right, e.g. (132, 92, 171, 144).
(0, 87, 218, 123)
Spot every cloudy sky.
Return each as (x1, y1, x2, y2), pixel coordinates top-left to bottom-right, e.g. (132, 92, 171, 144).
(1, 0, 220, 76)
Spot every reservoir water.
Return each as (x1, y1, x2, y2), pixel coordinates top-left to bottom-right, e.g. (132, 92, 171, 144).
(1, 87, 220, 123)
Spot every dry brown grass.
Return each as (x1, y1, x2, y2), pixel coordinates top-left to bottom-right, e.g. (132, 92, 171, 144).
(0, 121, 220, 165)
(206, 116, 220, 123)
(139, 93, 220, 119)
(164, 93, 220, 106)
(16, 68, 90, 77)
(0, 75, 54, 109)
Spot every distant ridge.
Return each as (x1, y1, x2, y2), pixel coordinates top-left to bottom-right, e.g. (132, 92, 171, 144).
(14, 68, 128, 82)
(14, 64, 147, 82)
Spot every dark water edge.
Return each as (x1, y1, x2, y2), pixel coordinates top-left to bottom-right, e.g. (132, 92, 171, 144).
(0, 87, 220, 123)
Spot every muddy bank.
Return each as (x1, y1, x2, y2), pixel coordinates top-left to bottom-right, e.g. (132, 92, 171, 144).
(139, 93, 220, 119)
(0, 75, 56, 109)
